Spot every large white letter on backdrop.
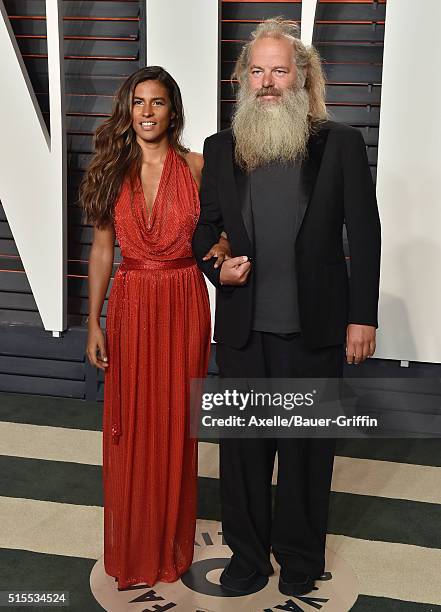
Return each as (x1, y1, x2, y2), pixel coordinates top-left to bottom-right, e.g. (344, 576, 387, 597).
(0, 0, 66, 334)
(300, 0, 317, 45)
(376, 0, 441, 363)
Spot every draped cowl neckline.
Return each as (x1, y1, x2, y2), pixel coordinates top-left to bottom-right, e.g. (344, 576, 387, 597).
(137, 146, 173, 229)
(114, 146, 200, 265)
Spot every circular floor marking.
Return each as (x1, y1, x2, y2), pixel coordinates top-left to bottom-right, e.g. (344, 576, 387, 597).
(91, 519, 359, 611)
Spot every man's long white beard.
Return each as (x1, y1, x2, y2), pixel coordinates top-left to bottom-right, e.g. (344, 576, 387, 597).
(232, 83, 310, 171)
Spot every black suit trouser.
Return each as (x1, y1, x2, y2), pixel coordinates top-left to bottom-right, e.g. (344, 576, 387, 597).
(215, 331, 343, 577)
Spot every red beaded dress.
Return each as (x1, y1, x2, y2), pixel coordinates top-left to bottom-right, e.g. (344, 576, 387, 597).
(102, 146, 211, 589)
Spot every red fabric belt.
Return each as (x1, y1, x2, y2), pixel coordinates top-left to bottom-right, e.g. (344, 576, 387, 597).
(119, 256, 196, 271)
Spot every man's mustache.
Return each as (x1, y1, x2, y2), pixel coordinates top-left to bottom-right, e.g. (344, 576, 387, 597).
(255, 87, 282, 97)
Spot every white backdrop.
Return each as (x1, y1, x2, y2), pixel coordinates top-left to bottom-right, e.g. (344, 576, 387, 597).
(376, 0, 441, 363)
(0, 0, 66, 333)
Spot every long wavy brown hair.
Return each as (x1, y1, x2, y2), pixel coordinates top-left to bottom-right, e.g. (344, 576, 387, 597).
(79, 66, 188, 228)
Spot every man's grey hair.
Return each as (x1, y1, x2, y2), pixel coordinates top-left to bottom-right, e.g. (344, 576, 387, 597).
(232, 17, 328, 122)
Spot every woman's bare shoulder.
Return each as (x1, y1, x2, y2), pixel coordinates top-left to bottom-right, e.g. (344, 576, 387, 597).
(185, 151, 204, 169)
(184, 151, 204, 185)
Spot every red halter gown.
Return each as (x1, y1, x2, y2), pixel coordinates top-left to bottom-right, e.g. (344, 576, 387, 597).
(102, 146, 211, 588)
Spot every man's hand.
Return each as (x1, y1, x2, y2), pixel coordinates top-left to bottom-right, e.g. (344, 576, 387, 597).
(203, 236, 232, 269)
(219, 256, 251, 286)
(346, 324, 376, 364)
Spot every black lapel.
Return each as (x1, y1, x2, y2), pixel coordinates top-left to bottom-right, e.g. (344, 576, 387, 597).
(219, 130, 253, 254)
(297, 124, 331, 234)
(233, 161, 254, 247)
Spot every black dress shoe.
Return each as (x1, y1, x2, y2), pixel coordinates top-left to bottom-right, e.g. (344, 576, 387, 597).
(278, 571, 315, 596)
(220, 560, 268, 594)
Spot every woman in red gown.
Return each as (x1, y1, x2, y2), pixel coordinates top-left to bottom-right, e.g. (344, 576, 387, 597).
(80, 66, 228, 588)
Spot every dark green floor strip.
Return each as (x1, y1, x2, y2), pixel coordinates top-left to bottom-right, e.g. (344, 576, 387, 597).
(202, 438, 441, 468)
(0, 392, 102, 431)
(0, 456, 103, 507)
(352, 596, 441, 611)
(328, 491, 441, 549)
(196, 477, 441, 550)
(0, 548, 103, 612)
(198, 476, 221, 522)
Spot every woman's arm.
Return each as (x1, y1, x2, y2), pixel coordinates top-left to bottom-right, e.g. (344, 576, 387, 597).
(86, 224, 115, 370)
(186, 150, 232, 268)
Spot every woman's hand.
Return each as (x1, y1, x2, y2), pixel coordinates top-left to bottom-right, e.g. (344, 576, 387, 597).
(86, 322, 109, 370)
(203, 236, 232, 269)
(86, 224, 114, 370)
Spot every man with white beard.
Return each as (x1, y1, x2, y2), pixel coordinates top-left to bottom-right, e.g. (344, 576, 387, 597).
(193, 18, 381, 596)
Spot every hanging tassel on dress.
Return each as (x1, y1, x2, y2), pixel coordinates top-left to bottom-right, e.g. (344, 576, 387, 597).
(110, 268, 127, 445)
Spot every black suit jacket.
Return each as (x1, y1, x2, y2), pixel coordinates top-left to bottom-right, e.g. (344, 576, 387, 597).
(192, 120, 381, 349)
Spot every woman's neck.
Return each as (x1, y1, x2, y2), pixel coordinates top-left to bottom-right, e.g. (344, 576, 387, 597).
(136, 134, 170, 165)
